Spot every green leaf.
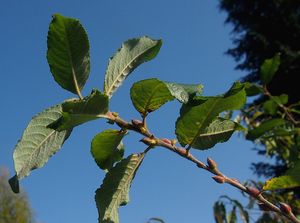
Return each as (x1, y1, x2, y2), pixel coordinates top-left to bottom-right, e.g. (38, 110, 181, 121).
(130, 79, 173, 115)
(104, 36, 162, 98)
(91, 130, 126, 170)
(47, 14, 90, 96)
(10, 104, 71, 192)
(95, 153, 145, 223)
(260, 54, 280, 85)
(263, 100, 278, 115)
(243, 82, 263, 96)
(263, 161, 300, 191)
(213, 201, 227, 223)
(130, 78, 203, 116)
(227, 207, 237, 223)
(220, 196, 249, 223)
(246, 118, 286, 140)
(49, 89, 109, 131)
(176, 82, 246, 149)
(192, 118, 244, 150)
(272, 94, 289, 105)
(164, 82, 203, 103)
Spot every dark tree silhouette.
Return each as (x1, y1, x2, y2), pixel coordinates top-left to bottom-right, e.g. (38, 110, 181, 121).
(220, 0, 300, 103)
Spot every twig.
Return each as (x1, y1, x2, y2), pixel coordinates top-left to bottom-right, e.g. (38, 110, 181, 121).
(106, 112, 300, 223)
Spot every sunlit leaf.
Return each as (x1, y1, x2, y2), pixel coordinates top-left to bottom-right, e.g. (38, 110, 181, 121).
(176, 82, 246, 149)
(192, 118, 244, 150)
(91, 130, 126, 170)
(47, 14, 90, 95)
(130, 79, 173, 115)
(263, 161, 300, 190)
(130, 78, 202, 116)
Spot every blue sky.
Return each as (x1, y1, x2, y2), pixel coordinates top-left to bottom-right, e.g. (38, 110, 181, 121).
(0, 1, 265, 222)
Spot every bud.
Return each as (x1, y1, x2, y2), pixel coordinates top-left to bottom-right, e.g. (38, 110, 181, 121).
(258, 203, 270, 211)
(279, 202, 292, 214)
(207, 157, 217, 170)
(171, 139, 177, 146)
(212, 175, 226, 184)
(246, 186, 261, 197)
(111, 112, 119, 117)
(131, 119, 143, 127)
(161, 138, 172, 145)
(140, 137, 157, 146)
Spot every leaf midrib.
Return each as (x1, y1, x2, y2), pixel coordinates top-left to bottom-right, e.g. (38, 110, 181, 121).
(143, 82, 167, 115)
(19, 129, 56, 177)
(106, 43, 156, 97)
(62, 21, 83, 98)
(188, 99, 220, 147)
(198, 128, 234, 137)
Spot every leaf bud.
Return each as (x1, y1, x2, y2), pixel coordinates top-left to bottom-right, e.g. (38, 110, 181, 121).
(246, 186, 261, 197)
(171, 139, 177, 146)
(161, 138, 172, 145)
(279, 202, 292, 215)
(140, 137, 157, 146)
(212, 175, 226, 184)
(207, 157, 217, 170)
(111, 112, 119, 117)
(131, 119, 143, 127)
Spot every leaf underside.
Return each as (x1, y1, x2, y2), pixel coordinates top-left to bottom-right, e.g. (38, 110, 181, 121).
(47, 13, 90, 94)
(104, 36, 162, 98)
(95, 153, 145, 223)
(48, 89, 109, 131)
(10, 104, 71, 192)
(194, 118, 244, 150)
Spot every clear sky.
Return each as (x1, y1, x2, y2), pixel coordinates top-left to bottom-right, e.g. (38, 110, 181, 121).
(0, 1, 264, 222)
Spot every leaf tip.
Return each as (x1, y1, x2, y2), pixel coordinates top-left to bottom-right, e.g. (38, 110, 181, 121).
(9, 175, 20, 193)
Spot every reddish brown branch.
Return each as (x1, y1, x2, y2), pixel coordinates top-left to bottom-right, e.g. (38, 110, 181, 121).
(107, 112, 300, 223)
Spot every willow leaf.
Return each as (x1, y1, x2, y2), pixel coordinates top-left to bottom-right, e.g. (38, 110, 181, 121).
(95, 153, 145, 223)
(193, 118, 244, 150)
(260, 54, 280, 85)
(10, 104, 71, 192)
(47, 14, 90, 96)
(263, 161, 300, 190)
(176, 82, 246, 149)
(104, 36, 162, 98)
(91, 130, 126, 170)
(164, 81, 203, 103)
(213, 201, 227, 223)
(246, 118, 286, 140)
(130, 78, 203, 115)
(49, 89, 109, 131)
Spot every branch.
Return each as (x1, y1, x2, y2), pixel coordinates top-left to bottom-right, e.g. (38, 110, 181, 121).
(263, 86, 300, 126)
(106, 112, 300, 223)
